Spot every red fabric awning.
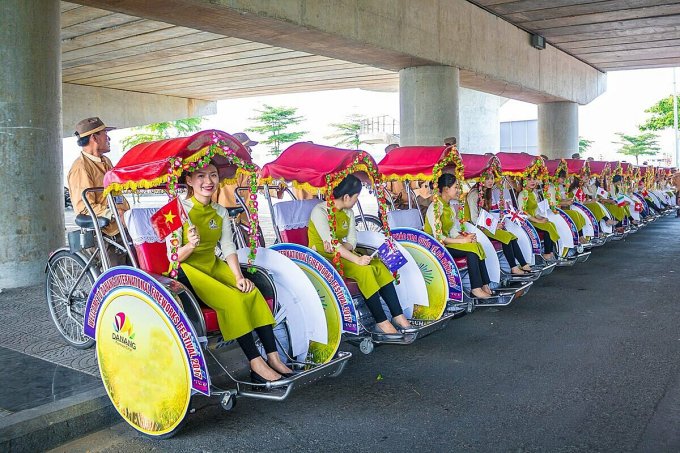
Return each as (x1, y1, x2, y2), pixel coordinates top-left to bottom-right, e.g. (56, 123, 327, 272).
(588, 160, 610, 176)
(103, 130, 253, 191)
(377, 146, 457, 180)
(460, 154, 499, 179)
(495, 152, 544, 176)
(260, 142, 379, 188)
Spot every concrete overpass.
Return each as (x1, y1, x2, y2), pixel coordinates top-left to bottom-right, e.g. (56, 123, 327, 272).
(1, 0, 677, 287)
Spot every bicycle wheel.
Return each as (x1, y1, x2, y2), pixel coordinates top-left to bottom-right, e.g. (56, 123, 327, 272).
(45, 250, 96, 349)
(355, 214, 384, 233)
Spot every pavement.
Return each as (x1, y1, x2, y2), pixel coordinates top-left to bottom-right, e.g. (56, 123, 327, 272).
(2, 210, 679, 452)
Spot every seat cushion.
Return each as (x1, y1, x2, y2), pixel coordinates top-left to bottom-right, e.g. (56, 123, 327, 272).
(134, 242, 170, 275)
(491, 239, 503, 252)
(454, 257, 468, 271)
(280, 227, 309, 246)
(342, 277, 361, 297)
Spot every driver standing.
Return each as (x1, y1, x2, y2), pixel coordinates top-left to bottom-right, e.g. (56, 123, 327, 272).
(67, 117, 129, 239)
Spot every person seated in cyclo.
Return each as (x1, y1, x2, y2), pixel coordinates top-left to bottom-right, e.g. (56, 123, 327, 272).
(517, 177, 559, 261)
(603, 175, 633, 228)
(308, 174, 414, 334)
(637, 180, 662, 213)
(68, 117, 129, 263)
(172, 161, 293, 384)
(466, 173, 532, 275)
(547, 170, 587, 241)
(425, 174, 493, 300)
(570, 176, 616, 226)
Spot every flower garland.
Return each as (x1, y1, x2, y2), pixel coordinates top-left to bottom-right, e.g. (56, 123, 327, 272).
(517, 157, 553, 213)
(165, 139, 261, 278)
(431, 145, 465, 242)
(323, 152, 391, 277)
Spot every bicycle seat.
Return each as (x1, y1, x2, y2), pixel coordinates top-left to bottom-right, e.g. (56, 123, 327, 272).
(75, 214, 110, 229)
(227, 207, 245, 217)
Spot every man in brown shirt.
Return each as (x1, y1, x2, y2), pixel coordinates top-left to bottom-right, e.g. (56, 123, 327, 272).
(68, 117, 129, 237)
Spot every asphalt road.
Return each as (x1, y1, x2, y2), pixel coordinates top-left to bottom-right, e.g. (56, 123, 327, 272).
(51, 217, 680, 453)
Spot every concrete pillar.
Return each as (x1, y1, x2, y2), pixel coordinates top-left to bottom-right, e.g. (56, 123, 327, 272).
(459, 88, 502, 155)
(399, 66, 459, 146)
(0, 0, 63, 288)
(538, 102, 579, 159)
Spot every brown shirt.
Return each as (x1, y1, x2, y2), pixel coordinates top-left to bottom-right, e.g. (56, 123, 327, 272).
(67, 152, 128, 236)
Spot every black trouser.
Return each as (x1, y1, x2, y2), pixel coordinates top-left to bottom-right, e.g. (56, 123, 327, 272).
(447, 248, 491, 289)
(363, 283, 403, 324)
(502, 239, 528, 268)
(542, 234, 555, 255)
(236, 326, 278, 361)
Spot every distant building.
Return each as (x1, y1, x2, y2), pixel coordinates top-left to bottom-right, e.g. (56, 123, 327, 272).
(500, 119, 537, 155)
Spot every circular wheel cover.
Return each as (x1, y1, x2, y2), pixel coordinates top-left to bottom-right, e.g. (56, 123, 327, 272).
(96, 289, 191, 436)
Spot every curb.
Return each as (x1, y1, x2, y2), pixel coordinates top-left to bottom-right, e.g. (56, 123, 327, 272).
(0, 387, 117, 453)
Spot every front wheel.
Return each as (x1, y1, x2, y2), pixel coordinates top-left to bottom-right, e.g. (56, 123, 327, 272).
(45, 250, 96, 349)
(355, 214, 384, 233)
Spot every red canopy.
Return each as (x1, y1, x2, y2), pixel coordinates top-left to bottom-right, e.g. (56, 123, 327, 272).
(460, 153, 500, 179)
(545, 159, 562, 176)
(103, 130, 253, 192)
(588, 160, 610, 177)
(378, 146, 460, 181)
(495, 152, 545, 176)
(260, 142, 379, 189)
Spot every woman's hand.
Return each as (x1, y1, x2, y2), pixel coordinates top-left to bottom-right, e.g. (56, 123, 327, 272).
(322, 240, 335, 253)
(355, 255, 372, 266)
(536, 217, 548, 223)
(455, 233, 474, 243)
(236, 276, 254, 293)
(187, 226, 200, 248)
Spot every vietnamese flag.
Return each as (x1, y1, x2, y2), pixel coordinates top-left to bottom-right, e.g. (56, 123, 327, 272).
(150, 198, 188, 240)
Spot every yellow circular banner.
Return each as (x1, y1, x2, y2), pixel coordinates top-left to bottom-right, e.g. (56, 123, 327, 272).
(96, 288, 191, 436)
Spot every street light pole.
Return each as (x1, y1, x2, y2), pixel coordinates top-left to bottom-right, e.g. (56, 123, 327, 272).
(674, 67, 679, 167)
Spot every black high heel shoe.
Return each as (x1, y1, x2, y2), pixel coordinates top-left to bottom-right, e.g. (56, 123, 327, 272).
(250, 370, 282, 384)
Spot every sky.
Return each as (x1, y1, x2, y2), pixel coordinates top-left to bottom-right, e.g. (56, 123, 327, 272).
(62, 67, 679, 181)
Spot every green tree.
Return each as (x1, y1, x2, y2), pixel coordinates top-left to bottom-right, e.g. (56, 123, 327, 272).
(639, 95, 680, 131)
(120, 118, 203, 151)
(246, 105, 306, 156)
(613, 132, 660, 165)
(578, 137, 594, 155)
(325, 115, 364, 149)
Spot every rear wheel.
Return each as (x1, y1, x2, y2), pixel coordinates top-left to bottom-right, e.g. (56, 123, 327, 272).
(45, 250, 96, 349)
(355, 214, 384, 233)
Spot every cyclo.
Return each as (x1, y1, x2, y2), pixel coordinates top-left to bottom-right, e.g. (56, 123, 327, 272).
(259, 142, 457, 355)
(544, 157, 606, 247)
(377, 146, 532, 308)
(47, 130, 350, 437)
(495, 152, 590, 267)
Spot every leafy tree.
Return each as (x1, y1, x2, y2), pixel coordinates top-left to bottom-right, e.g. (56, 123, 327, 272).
(579, 137, 594, 155)
(325, 115, 364, 149)
(246, 105, 306, 156)
(121, 118, 203, 151)
(639, 95, 680, 131)
(613, 132, 660, 165)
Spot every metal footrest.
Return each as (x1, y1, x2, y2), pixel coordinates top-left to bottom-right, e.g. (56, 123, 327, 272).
(232, 351, 352, 402)
(408, 312, 456, 338)
(470, 281, 533, 307)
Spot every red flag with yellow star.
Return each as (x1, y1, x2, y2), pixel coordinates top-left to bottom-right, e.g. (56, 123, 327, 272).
(150, 198, 188, 240)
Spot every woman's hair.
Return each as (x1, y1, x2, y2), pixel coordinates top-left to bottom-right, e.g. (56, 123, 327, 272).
(482, 186, 492, 210)
(332, 174, 363, 199)
(568, 176, 580, 193)
(557, 169, 567, 179)
(612, 174, 622, 183)
(432, 173, 457, 192)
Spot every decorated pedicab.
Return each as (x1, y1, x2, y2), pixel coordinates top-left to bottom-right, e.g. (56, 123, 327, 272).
(376, 146, 532, 308)
(259, 142, 457, 355)
(544, 158, 605, 247)
(460, 153, 540, 288)
(608, 161, 645, 229)
(51, 130, 351, 437)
